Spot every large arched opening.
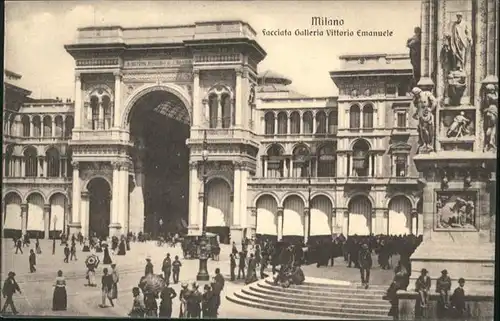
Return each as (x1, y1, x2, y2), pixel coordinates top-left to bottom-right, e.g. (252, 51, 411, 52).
(128, 90, 190, 236)
(388, 196, 412, 235)
(49, 193, 67, 238)
(26, 193, 45, 238)
(282, 194, 305, 244)
(310, 195, 333, 241)
(206, 178, 232, 244)
(347, 195, 372, 236)
(255, 194, 278, 242)
(3, 192, 23, 239)
(88, 178, 111, 238)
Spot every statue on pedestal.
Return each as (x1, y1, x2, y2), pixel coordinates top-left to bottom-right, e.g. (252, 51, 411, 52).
(482, 84, 498, 152)
(446, 111, 471, 138)
(449, 13, 471, 72)
(411, 87, 437, 154)
(406, 26, 421, 86)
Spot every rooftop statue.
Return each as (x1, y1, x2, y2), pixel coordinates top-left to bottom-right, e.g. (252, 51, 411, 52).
(406, 26, 421, 86)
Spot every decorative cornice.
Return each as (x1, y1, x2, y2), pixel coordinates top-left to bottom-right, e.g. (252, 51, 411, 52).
(20, 204, 28, 211)
(71, 161, 79, 169)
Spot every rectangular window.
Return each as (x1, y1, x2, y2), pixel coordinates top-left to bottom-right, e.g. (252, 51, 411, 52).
(395, 154, 408, 177)
(396, 112, 407, 129)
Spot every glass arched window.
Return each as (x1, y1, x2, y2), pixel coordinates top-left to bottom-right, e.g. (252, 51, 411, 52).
(292, 145, 311, 178)
(221, 94, 231, 128)
(303, 111, 313, 134)
(317, 144, 336, 177)
(290, 111, 300, 134)
(102, 96, 111, 130)
(65, 116, 74, 138)
(266, 144, 285, 178)
(208, 94, 218, 129)
(350, 105, 361, 129)
(91, 96, 99, 130)
(352, 139, 370, 177)
(46, 148, 60, 177)
(328, 111, 338, 134)
(264, 112, 275, 135)
(277, 112, 287, 134)
(22, 116, 30, 137)
(24, 147, 38, 177)
(32, 116, 41, 137)
(316, 111, 326, 134)
(363, 104, 374, 129)
(54, 116, 63, 137)
(43, 116, 52, 137)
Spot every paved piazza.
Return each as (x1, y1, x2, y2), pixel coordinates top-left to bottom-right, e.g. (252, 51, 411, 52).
(1, 240, 329, 318)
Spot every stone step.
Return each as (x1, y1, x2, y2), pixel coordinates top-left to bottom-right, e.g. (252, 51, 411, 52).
(227, 291, 392, 320)
(262, 279, 387, 296)
(248, 284, 390, 307)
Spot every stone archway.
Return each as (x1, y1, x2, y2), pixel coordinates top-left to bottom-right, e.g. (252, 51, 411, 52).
(206, 178, 232, 244)
(88, 177, 112, 238)
(255, 194, 279, 238)
(347, 195, 372, 236)
(3, 192, 23, 238)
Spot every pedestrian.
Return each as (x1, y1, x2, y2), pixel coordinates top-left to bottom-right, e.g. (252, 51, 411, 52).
(63, 244, 70, 263)
(245, 253, 258, 284)
(110, 264, 119, 300)
(231, 242, 238, 256)
(436, 269, 452, 313)
(229, 254, 236, 281)
(86, 264, 97, 287)
(162, 253, 172, 283)
(213, 268, 225, 315)
(1, 272, 21, 315)
(52, 270, 68, 311)
(144, 291, 158, 317)
(28, 249, 37, 273)
(117, 237, 126, 255)
(159, 282, 177, 317)
(70, 242, 77, 261)
(100, 268, 114, 308)
(144, 258, 154, 276)
(202, 284, 214, 318)
(237, 251, 246, 280)
(451, 278, 467, 319)
(172, 255, 182, 284)
(102, 244, 112, 265)
(416, 268, 431, 308)
(128, 287, 146, 318)
(15, 238, 23, 254)
(358, 243, 372, 289)
(187, 283, 202, 318)
(179, 283, 189, 318)
(35, 238, 42, 254)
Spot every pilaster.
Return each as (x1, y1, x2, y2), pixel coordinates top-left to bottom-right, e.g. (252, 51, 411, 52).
(80, 191, 89, 237)
(193, 70, 201, 127)
(235, 69, 243, 127)
(232, 163, 242, 227)
(277, 207, 284, 241)
(44, 204, 51, 240)
(188, 161, 200, 227)
(303, 208, 310, 244)
(69, 161, 81, 233)
(74, 73, 82, 129)
(113, 72, 122, 128)
(21, 204, 28, 235)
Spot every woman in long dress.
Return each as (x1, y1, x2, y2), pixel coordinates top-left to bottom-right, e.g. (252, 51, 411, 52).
(52, 270, 67, 311)
(103, 245, 112, 265)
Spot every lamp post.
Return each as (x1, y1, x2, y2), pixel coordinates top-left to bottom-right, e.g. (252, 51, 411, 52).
(196, 129, 210, 281)
(307, 165, 312, 244)
(52, 216, 57, 255)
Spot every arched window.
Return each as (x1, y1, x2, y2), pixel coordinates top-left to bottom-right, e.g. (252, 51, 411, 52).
(363, 104, 374, 129)
(290, 112, 300, 134)
(208, 94, 218, 129)
(316, 111, 326, 134)
(264, 112, 275, 135)
(221, 94, 231, 128)
(32, 116, 41, 137)
(350, 105, 361, 129)
(292, 145, 311, 178)
(91, 96, 99, 130)
(4, 146, 14, 177)
(328, 111, 338, 134)
(46, 148, 60, 177)
(54, 116, 63, 137)
(103, 96, 112, 130)
(24, 147, 38, 177)
(318, 144, 336, 177)
(22, 116, 30, 137)
(43, 116, 52, 137)
(277, 112, 287, 134)
(266, 144, 285, 178)
(352, 139, 370, 177)
(65, 116, 74, 138)
(303, 111, 313, 134)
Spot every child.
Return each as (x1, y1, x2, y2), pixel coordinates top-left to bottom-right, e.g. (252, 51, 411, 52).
(415, 268, 431, 308)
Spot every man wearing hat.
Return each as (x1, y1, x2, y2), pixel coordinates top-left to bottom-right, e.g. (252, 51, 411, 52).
(162, 253, 172, 283)
(415, 268, 431, 308)
(358, 243, 372, 289)
(451, 278, 467, 319)
(436, 269, 452, 312)
(1, 272, 21, 315)
(144, 258, 154, 276)
(187, 282, 202, 318)
(179, 283, 189, 318)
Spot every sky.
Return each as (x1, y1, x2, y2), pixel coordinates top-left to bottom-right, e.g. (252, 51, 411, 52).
(5, 0, 421, 99)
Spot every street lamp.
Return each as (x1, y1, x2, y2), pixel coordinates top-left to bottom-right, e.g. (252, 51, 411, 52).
(52, 216, 57, 255)
(196, 129, 210, 281)
(302, 157, 312, 245)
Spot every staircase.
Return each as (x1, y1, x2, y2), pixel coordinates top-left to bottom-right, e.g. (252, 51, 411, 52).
(226, 277, 393, 320)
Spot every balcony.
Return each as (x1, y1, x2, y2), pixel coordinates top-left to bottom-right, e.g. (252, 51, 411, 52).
(249, 176, 338, 187)
(3, 135, 71, 145)
(390, 126, 412, 137)
(187, 128, 259, 147)
(387, 176, 420, 185)
(261, 127, 338, 142)
(70, 129, 130, 144)
(3, 176, 72, 185)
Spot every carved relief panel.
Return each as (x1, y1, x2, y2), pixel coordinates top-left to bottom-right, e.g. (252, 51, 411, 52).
(435, 189, 477, 230)
(440, 109, 475, 139)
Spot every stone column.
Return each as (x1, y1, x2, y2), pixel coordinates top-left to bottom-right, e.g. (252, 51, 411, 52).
(348, 154, 353, 176)
(113, 72, 122, 128)
(299, 113, 303, 134)
(418, 0, 434, 88)
(312, 113, 317, 134)
(44, 205, 51, 239)
(283, 159, 288, 177)
(20, 159, 25, 177)
(21, 204, 28, 235)
(303, 208, 310, 244)
(80, 191, 89, 237)
(330, 209, 336, 234)
(74, 74, 82, 129)
(217, 97, 222, 128)
(30, 120, 34, 138)
(188, 162, 199, 228)
(42, 158, 47, 177)
(122, 166, 129, 235)
(40, 121, 44, 138)
(411, 209, 418, 235)
(51, 119, 56, 137)
(192, 70, 200, 127)
(233, 163, 242, 227)
(110, 162, 120, 233)
(287, 116, 291, 134)
(277, 208, 284, 241)
(239, 167, 249, 229)
(263, 158, 268, 177)
(69, 161, 81, 234)
(368, 154, 373, 177)
(98, 102, 104, 130)
(251, 208, 257, 238)
(235, 70, 242, 127)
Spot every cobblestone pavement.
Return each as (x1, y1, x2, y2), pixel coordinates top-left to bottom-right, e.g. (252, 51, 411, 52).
(1, 240, 319, 318)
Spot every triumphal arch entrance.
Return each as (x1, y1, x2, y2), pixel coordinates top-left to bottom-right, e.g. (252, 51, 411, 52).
(65, 21, 265, 242)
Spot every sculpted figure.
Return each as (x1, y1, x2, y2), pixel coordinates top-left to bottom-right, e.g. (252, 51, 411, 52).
(482, 84, 498, 152)
(446, 111, 471, 138)
(406, 27, 421, 85)
(449, 13, 471, 72)
(411, 87, 437, 153)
